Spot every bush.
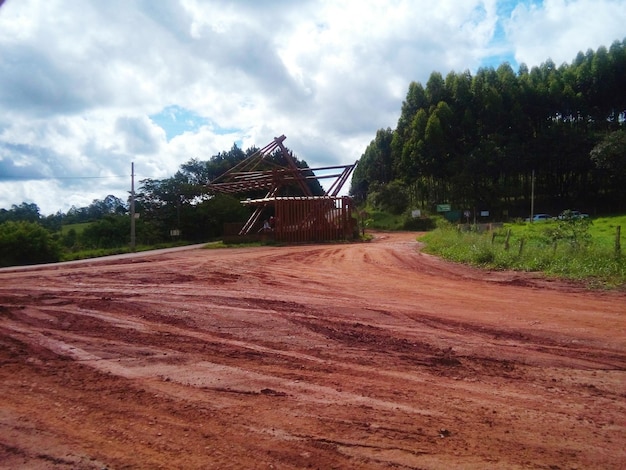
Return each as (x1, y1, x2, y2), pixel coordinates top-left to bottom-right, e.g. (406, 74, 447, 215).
(81, 215, 130, 249)
(403, 217, 436, 231)
(0, 221, 61, 267)
(367, 181, 409, 215)
(544, 214, 592, 249)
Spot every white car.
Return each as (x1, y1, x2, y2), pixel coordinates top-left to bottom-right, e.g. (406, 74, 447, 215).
(525, 213, 552, 222)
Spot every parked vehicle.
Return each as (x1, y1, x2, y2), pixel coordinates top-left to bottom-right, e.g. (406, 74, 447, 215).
(558, 210, 589, 220)
(525, 213, 552, 222)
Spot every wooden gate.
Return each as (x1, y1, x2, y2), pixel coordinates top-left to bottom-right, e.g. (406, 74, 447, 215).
(243, 196, 356, 243)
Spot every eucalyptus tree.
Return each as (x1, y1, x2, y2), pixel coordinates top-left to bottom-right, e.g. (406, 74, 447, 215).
(591, 129, 626, 210)
(392, 81, 428, 165)
(351, 128, 394, 202)
(352, 39, 626, 216)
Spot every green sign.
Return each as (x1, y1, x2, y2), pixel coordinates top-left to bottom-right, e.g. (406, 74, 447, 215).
(436, 204, 451, 212)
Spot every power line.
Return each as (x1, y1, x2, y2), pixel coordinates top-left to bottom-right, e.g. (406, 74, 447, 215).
(1, 175, 158, 181)
(1, 175, 125, 181)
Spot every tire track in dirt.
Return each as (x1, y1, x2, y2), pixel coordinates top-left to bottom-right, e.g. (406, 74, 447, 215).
(0, 232, 625, 469)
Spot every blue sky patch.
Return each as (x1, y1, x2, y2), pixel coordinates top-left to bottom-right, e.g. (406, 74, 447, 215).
(149, 105, 239, 141)
(150, 105, 208, 141)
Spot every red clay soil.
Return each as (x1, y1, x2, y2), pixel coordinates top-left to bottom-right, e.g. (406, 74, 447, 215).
(0, 232, 624, 469)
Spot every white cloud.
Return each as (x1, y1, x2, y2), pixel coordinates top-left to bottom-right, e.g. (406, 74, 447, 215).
(0, 0, 623, 214)
(507, 0, 626, 66)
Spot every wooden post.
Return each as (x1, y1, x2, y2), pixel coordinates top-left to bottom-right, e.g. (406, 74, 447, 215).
(616, 226, 622, 257)
(504, 229, 511, 251)
(529, 169, 535, 223)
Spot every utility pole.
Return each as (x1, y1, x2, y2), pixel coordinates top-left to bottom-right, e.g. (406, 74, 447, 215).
(530, 169, 535, 223)
(130, 162, 136, 252)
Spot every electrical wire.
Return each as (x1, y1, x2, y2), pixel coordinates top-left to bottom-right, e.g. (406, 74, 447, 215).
(1, 175, 158, 181)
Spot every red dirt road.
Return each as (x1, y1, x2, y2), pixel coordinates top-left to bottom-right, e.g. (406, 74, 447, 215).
(0, 232, 624, 469)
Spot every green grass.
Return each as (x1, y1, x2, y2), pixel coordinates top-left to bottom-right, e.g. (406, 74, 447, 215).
(420, 215, 626, 289)
(59, 241, 191, 261)
(360, 207, 438, 231)
(61, 222, 92, 235)
(203, 240, 267, 249)
(364, 209, 406, 230)
(587, 214, 626, 249)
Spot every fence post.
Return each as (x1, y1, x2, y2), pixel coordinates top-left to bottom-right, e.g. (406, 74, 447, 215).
(504, 229, 511, 251)
(616, 226, 622, 257)
(518, 238, 525, 256)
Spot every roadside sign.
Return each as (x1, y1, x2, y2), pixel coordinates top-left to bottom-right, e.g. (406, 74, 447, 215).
(437, 204, 451, 212)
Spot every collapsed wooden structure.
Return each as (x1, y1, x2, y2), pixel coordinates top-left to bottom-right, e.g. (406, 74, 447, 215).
(206, 135, 358, 242)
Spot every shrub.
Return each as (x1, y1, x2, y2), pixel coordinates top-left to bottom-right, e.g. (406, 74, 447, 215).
(81, 215, 130, 248)
(544, 213, 592, 249)
(367, 181, 409, 215)
(0, 221, 61, 267)
(403, 217, 435, 231)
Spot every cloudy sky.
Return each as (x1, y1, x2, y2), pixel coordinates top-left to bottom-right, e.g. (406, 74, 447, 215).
(1, 0, 624, 215)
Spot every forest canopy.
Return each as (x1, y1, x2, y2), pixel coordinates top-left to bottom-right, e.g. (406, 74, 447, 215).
(350, 39, 626, 218)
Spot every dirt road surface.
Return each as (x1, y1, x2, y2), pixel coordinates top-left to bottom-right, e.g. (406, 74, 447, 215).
(1, 232, 624, 469)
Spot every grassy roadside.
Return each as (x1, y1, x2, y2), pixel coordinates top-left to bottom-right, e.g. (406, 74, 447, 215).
(419, 215, 626, 289)
(59, 241, 191, 261)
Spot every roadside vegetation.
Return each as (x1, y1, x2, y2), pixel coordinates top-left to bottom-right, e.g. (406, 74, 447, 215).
(0, 217, 191, 267)
(419, 214, 626, 289)
(1, 142, 321, 267)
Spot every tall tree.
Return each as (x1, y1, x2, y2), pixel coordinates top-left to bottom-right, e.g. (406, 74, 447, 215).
(352, 39, 626, 216)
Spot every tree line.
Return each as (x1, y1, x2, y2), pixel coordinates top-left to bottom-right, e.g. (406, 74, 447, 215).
(0, 144, 320, 266)
(350, 39, 626, 218)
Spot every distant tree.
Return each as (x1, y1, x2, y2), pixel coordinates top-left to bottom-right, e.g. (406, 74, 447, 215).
(183, 194, 251, 240)
(394, 81, 428, 139)
(136, 142, 319, 241)
(0, 202, 41, 223)
(425, 71, 447, 107)
(368, 180, 409, 214)
(179, 158, 213, 185)
(63, 205, 90, 224)
(350, 128, 394, 202)
(42, 211, 64, 232)
(398, 109, 428, 180)
(86, 195, 126, 220)
(591, 129, 626, 173)
(590, 130, 626, 209)
(80, 215, 130, 249)
(61, 227, 78, 249)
